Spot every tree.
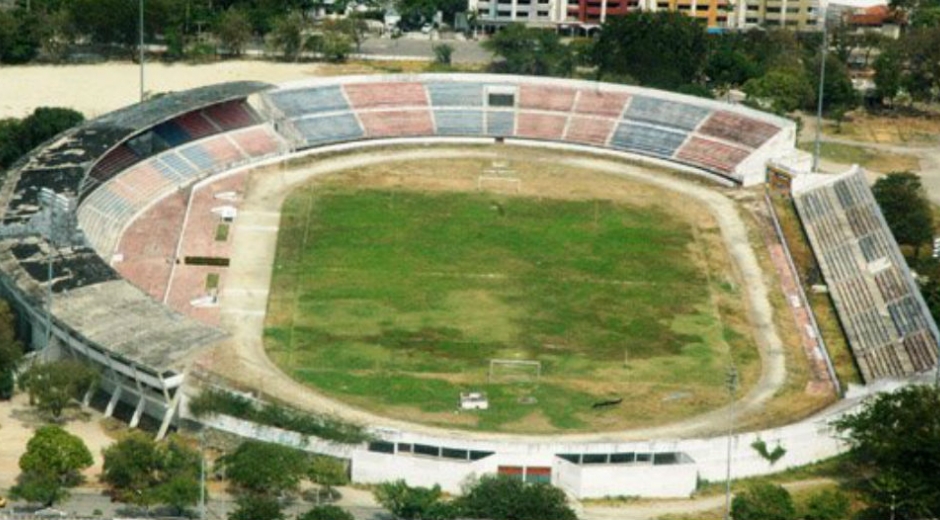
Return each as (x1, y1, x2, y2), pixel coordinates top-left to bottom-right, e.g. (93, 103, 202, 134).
(872, 171, 934, 254)
(900, 28, 940, 103)
(592, 11, 707, 90)
(338, 15, 368, 53)
(705, 41, 759, 91)
(219, 440, 308, 497)
(307, 19, 356, 62)
(308, 455, 348, 490)
(482, 23, 573, 77)
(0, 299, 23, 400)
(873, 44, 903, 103)
(0, 107, 84, 171)
(457, 474, 577, 520)
(20, 360, 98, 419)
(806, 54, 858, 116)
(803, 488, 850, 520)
(432, 43, 453, 66)
(396, 0, 466, 28)
(18, 107, 84, 151)
(742, 67, 815, 114)
(373, 480, 456, 520)
(229, 493, 285, 520)
(835, 385, 940, 518)
(215, 8, 253, 56)
(298, 505, 354, 520)
(730, 482, 796, 520)
(101, 432, 201, 513)
(10, 426, 93, 506)
(0, 8, 41, 64)
(268, 12, 306, 61)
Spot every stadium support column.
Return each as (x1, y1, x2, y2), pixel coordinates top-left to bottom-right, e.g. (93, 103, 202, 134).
(105, 385, 123, 418)
(157, 388, 183, 440)
(129, 368, 146, 428)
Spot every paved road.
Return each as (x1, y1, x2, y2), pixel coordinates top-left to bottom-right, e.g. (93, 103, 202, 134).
(580, 478, 837, 520)
(0, 487, 386, 520)
(358, 36, 492, 64)
(799, 116, 940, 204)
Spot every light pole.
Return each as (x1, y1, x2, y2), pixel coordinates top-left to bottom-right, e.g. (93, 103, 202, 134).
(140, 0, 145, 103)
(812, 5, 829, 172)
(723, 364, 738, 520)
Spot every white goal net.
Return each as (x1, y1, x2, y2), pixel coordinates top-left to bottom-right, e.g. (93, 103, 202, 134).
(488, 359, 542, 384)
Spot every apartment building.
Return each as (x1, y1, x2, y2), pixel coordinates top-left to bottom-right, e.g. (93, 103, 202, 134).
(470, 0, 820, 30)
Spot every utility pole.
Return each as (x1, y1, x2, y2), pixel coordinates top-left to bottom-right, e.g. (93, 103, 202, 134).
(723, 364, 738, 520)
(140, 0, 146, 103)
(812, 5, 829, 172)
(200, 429, 206, 520)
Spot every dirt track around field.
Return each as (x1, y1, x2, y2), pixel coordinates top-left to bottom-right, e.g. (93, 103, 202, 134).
(203, 146, 786, 443)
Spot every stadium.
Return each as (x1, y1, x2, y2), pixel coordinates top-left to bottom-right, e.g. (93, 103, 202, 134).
(1, 74, 937, 499)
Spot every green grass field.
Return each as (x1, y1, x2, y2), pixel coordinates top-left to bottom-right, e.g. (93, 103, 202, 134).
(264, 185, 752, 433)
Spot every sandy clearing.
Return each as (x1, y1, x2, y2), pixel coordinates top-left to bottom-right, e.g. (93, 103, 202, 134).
(0, 394, 113, 491)
(0, 61, 324, 119)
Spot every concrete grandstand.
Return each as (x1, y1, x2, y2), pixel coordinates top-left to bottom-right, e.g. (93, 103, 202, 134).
(0, 74, 936, 498)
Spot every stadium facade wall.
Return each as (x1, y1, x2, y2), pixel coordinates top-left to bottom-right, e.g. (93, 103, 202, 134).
(191, 383, 909, 498)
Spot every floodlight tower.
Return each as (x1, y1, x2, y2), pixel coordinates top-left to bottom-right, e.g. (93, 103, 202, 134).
(723, 364, 738, 520)
(812, 3, 830, 172)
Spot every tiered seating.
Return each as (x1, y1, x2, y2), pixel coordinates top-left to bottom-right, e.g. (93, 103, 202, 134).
(229, 125, 284, 157)
(256, 77, 790, 184)
(153, 121, 191, 147)
(89, 145, 140, 182)
(518, 85, 576, 112)
(426, 83, 484, 107)
(676, 137, 751, 174)
(119, 162, 175, 207)
(793, 170, 940, 381)
(203, 100, 258, 130)
(516, 113, 567, 140)
(358, 110, 434, 137)
(268, 86, 350, 117)
(565, 117, 615, 146)
(573, 90, 630, 117)
(294, 114, 364, 145)
(625, 96, 710, 131)
(179, 135, 245, 171)
(175, 112, 219, 139)
(433, 110, 484, 135)
(156, 153, 198, 183)
(486, 111, 515, 136)
(699, 111, 780, 149)
(343, 82, 428, 109)
(610, 123, 687, 157)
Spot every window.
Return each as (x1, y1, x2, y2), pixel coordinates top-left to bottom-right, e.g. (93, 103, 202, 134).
(610, 452, 635, 464)
(413, 444, 440, 457)
(368, 441, 395, 454)
(582, 453, 608, 464)
(441, 447, 469, 460)
(470, 450, 495, 461)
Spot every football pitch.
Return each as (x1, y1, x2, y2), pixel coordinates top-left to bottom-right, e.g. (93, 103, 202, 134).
(263, 181, 756, 433)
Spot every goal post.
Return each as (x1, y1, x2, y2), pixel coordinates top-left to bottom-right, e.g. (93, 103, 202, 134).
(488, 359, 542, 384)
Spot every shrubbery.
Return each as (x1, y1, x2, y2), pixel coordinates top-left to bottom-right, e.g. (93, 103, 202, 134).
(189, 389, 370, 444)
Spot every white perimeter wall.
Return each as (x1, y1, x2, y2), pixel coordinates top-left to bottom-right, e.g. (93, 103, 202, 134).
(186, 381, 908, 499)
